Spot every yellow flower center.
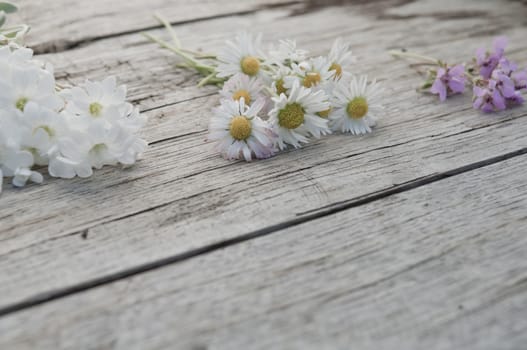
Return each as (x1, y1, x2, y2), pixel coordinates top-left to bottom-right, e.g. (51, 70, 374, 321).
(317, 107, 332, 118)
(90, 143, 108, 155)
(346, 97, 369, 119)
(232, 89, 251, 105)
(89, 102, 103, 117)
(330, 62, 343, 79)
(16, 97, 28, 111)
(240, 56, 260, 76)
(33, 125, 55, 137)
(303, 72, 321, 88)
(275, 79, 287, 95)
(229, 115, 252, 141)
(278, 103, 304, 129)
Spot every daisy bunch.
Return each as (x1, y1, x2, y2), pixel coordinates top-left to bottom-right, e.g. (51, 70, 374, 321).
(0, 4, 147, 194)
(147, 16, 384, 161)
(390, 36, 527, 112)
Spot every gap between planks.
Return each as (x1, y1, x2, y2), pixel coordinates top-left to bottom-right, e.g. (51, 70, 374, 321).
(1, 154, 527, 349)
(0, 147, 526, 318)
(20, 0, 303, 54)
(4, 4, 520, 243)
(33, 2, 302, 54)
(1, 0, 527, 318)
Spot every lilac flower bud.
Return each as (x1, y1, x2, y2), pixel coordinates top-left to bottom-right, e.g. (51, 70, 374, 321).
(507, 91, 525, 106)
(495, 57, 527, 90)
(475, 36, 507, 79)
(492, 70, 516, 98)
(473, 80, 506, 113)
(513, 70, 527, 90)
(430, 64, 466, 101)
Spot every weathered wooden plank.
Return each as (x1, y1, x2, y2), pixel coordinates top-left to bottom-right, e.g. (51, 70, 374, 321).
(1, 155, 526, 349)
(1, 1, 527, 310)
(4, 0, 525, 237)
(13, 0, 297, 52)
(1, 103, 526, 310)
(26, 0, 527, 112)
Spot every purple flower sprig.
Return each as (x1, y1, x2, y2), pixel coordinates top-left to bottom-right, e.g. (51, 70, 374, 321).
(390, 36, 527, 113)
(389, 49, 471, 101)
(472, 37, 527, 112)
(430, 64, 467, 102)
(475, 36, 507, 79)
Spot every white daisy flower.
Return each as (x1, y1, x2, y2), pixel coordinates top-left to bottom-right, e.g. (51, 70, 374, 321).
(328, 38, 356, 80)
(270, 65, 293, 96)
(216, 32, 266, 79)
(284, 56, 334, 91)
(84, 123, 146, 169)
(269, 80, 330, 150)
(0, 63, 63, 113)
(0, 45, 33, 68)
(317, 78, 338, 119)
(19, 102, 70, 165)
(268, 39, 308, 67)
(0, 115, 43, 189)
(48, 141, 93, 179)
(46, 77, 147, 179)
(1, 149, 43, 188)
(112, 102, 148, 135)
(219, 73, 266, 106)
(48, 119, 147, 179)
(329, 75, 383, 135)
(0, 41, 147, 192)
(208, 98, 276, 161)
(62, 76, 128, 123)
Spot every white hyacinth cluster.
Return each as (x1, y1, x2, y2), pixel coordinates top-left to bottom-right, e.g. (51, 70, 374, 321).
(0, 4, 147, 193)
(148, 24, 384, 162)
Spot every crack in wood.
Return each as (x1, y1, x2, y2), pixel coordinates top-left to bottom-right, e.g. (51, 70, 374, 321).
(0, 146, 525, 318)
(291, 0, 413, 14)
(3, 0, 527, 327)
(31, 2, 302, 54)
(0, 111, 525, 261)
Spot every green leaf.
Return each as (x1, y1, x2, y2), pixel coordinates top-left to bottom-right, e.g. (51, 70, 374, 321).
(421, 81, 433, 89)
(0, 2, 17, 13)
(0, 12, 5, 28)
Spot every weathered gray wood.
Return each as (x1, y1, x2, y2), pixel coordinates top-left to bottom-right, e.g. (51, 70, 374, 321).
(2, 107, 526, 310)
(1, 155, 526, 349)
(14, 0, 295, 52)
(4, 0, 526, 236)
(1, 1, 527, 310)
(23, 0, 527, 112)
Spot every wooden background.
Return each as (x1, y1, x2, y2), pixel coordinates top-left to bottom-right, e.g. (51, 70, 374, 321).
(1, 0, 527, 349)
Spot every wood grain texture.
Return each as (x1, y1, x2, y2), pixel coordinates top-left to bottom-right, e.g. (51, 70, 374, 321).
(13, 0, 296, 53)
(1, 0, 527, 311)
(3, 0, 526, 238)
(1, 155, 526, 349)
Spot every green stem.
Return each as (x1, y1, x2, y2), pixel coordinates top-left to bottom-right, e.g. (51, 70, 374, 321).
(181, 48, 217, 60)
(146, 14, 225, 87)
(153, 13, 181, 48)
(465, 71, 480, 85)
(153, 14, 217, 59)
(197, 72, 218, 87)
(142, 32, 216, 73)
(389, 50, 440, 65)
(142, 32, 193, 65)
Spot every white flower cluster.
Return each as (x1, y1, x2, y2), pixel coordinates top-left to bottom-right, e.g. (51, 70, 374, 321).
(208, 33, 384, 161)
(0, 45, 147, 193)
